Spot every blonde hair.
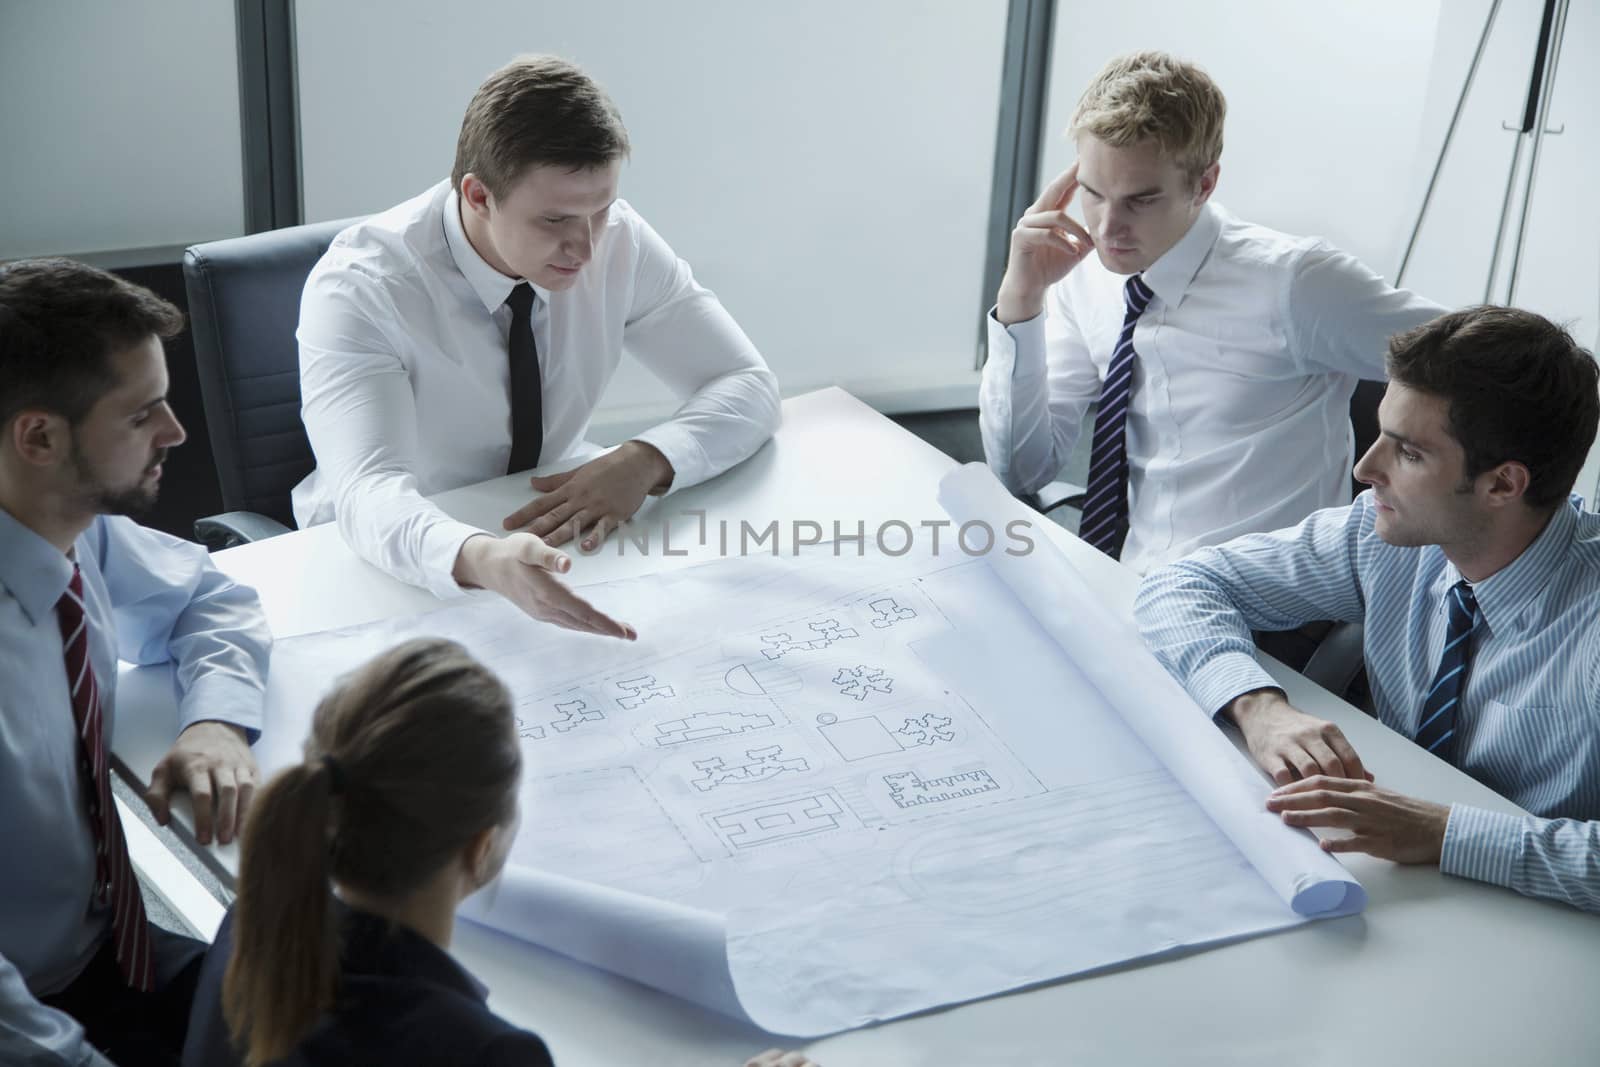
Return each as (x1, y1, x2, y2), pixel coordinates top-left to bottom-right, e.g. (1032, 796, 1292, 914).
(1069, 51, 1226, 184)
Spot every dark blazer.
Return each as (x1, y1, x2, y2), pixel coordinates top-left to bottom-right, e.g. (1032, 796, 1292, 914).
(182, 905, 553, 1067)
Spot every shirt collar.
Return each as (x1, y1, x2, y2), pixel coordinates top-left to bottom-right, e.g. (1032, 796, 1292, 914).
(1139, 200, 1222, 312)
(441, 189, 551, 315)
(1445, 496, 1577, 633)
(0, 505, 76, 625)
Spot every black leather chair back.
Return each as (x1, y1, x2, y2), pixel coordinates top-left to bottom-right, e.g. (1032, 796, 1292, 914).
(183, 218, 361, 528)
(1350, 378, 1385, 499)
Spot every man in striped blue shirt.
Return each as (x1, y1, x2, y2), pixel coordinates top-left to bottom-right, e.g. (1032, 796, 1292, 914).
(1135, 305, 1600, 912)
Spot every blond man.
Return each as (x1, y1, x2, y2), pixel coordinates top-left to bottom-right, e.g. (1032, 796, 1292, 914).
(981, 51, 1443, 573)
(295, 56, 780, 638)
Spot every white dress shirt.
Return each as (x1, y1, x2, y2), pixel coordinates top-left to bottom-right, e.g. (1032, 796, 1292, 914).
(293, 180, 781, 597)
(0, 508, 268, 1065)
(979, 201, 1444, 574)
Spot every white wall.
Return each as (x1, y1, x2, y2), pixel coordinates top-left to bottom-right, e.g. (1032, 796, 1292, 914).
(1038, 0, 1442, 275)
(0, 0, 245, 259)
(294, 0, 1010, 436)
(1394, 0, 1600, 500)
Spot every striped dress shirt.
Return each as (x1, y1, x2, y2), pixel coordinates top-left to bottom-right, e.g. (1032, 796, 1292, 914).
(1134, 491, 1600, 911)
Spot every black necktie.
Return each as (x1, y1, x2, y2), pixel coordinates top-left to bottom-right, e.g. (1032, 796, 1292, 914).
(505, 282, 543, 473)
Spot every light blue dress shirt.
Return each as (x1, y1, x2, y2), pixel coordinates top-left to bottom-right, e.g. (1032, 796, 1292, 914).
(0, 507, 269, 1066)
(1135, 491, 1600, 911)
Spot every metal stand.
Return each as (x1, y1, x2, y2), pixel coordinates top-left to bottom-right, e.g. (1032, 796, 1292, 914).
(1396, 0, 1571, 304)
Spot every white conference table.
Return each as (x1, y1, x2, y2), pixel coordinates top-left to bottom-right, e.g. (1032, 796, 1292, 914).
(115, 388, 1600, 1066)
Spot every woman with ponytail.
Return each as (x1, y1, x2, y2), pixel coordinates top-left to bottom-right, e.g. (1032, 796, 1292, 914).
(181, 638, 818, 1067)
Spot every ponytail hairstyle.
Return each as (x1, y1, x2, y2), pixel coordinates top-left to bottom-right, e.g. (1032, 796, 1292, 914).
(223, 638, 521, 1066)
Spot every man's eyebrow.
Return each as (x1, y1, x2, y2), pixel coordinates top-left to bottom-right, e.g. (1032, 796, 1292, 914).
(133, 394, 167, 414)
(1077, 180, 1164, 199)
(1382, 429, 1428, 451)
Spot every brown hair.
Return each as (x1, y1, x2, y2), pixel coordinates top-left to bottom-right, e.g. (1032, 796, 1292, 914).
(1386, 305, 1600, 511)
(450, 54, 630, 199)
(223, 639, 521, 1066)
(1069, 51, 1226, 184)
(0, 257, 183, 429)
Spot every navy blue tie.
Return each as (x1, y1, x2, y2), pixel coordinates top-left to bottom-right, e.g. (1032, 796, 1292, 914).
(1079, 274, 1155, 559)
(1414, 580, 1478, 763)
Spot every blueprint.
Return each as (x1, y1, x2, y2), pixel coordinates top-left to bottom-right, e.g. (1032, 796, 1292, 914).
(257, 464, 1363, 1036)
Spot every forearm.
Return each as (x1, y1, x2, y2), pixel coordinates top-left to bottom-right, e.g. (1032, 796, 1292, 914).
(630, 362, 780, 494)
(978, 311, 1081, 495)
(332, 467, 485, 598)
(1135, 560, 1279, 718)
(1442, 806, 1600, 912)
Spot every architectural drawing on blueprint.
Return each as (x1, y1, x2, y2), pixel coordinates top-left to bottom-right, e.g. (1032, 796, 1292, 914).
(895, 713, 954, 746)
(515, 716, 546, 741)
(867, 596, 917, 629)
(550, 698, 604, 733)
(759, 617, 860, 660)
(690, 745, 810, 792)
(883, 769, 1001, 809)
(650, 710, 778, 747)
(616, 675, 675, 710)
(819, 712, 957, 761)
(724, 662, 803, 697)
(707, 791, 849, 851)
(832, 665, 893, 700)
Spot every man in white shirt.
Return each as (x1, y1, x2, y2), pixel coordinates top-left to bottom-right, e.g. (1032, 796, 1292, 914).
(294, 55, 781, 637)
(981, 50, 1443, 574)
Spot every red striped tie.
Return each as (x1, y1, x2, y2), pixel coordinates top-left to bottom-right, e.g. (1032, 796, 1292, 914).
(56, 565, 155, 992)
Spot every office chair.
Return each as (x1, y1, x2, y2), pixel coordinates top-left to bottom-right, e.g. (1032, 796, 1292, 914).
(183, 217, 363, 550)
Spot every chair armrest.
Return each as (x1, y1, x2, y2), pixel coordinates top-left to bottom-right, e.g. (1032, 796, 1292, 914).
(193, 511, 293, 550)
(1024, 479, 1087, 515)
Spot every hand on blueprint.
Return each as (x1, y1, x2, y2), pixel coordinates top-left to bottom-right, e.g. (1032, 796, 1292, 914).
(145, 720, 257, 846)
(996, 162, 1096, 325)
(1225, 689, 1372, 786)
(452, 532, 637, 640)
(502, 441, 674, 552)
(746, 1051, 821, 1067)
(1266, 776, 1449, 864)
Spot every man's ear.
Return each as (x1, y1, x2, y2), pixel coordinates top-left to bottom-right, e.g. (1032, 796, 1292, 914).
(460, 174, 494, 219)
(7, 411, 70, 468)
(1194, 161, 1220, 205)
(1482, 460, 1531, 508)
